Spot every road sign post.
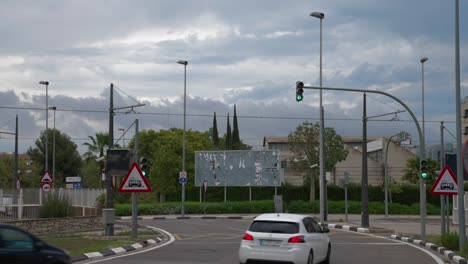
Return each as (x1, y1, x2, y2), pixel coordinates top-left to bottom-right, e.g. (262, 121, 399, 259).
(203, 180, 208, 215)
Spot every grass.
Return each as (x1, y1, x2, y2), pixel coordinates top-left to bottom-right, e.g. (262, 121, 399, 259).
(421, 234, 468, 259)
(39, 229, 161, 256)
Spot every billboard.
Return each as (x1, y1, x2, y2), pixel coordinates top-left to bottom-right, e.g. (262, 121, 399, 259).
(195, 150, 281, 187)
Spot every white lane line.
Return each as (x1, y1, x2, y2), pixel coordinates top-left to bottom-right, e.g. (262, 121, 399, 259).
(229, 227, 247, 232)
(332, 242, 405, 245)
(174, 241, 240, 244)
(84, 226, 176, 263)
(333, 229, 444, 264)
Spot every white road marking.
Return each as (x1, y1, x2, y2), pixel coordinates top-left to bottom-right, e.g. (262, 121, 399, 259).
(228, 227, 246, 232)
(332, 242, 405, 245)
(333, 229, 445, 264)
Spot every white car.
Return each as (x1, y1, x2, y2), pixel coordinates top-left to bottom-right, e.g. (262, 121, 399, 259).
(239, 213, 331, 264)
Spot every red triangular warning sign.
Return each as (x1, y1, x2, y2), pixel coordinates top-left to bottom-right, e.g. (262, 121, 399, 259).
(430, 165, 458, 195)
(40, 171, 53, 183)
(118, 162, 152, 193)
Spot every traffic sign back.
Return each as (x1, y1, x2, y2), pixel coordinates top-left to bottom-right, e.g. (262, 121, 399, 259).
(430, 165, 458, 195)
(118, 162, 152, 192)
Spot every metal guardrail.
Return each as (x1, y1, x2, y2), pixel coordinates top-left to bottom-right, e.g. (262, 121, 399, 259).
(0, 188, 105, 221)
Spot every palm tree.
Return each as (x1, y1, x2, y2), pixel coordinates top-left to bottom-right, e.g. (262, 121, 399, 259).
(83, 132, 109, 186)
(402, 156, 438, 184)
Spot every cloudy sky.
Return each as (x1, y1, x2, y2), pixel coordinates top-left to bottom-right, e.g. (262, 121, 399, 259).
(0, 0, 467, 155)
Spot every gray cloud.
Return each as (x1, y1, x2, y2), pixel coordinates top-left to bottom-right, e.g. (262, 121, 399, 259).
(0, 0, 467, 154)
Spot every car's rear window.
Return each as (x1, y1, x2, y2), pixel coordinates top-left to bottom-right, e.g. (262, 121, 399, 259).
(248, 221, 299, 234)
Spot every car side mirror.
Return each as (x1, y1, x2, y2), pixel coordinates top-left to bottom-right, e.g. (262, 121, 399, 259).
(35, 240, 46, 251)
(322, 227, 330, 233)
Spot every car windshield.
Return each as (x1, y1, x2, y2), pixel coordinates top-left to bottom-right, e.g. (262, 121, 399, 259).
(248, 221, 299, 234)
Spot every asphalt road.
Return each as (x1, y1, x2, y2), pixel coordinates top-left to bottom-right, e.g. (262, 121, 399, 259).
(83, 218, 445, 264)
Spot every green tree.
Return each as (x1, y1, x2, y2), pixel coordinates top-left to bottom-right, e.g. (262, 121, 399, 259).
(80, 160, 100, 188)
(288, 121, 348, 201)
(0, 160, 9, 188)
(83, 132, 109, 188)
(225, 113, 232, 150)
(0, 154, 43, 188)
(212, 112, 220, 148)
(402, 156, 438, 184)
(232, 105, 241, 150)
(27, 129, 82, 186)
(136, 128, 213, 202)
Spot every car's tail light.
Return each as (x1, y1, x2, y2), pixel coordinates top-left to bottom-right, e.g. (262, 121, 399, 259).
(288, 235, 305, 243)
(243, 233, 254, 241)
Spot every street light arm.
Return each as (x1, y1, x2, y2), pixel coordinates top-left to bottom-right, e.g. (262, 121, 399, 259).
(301, 85, 424, 153)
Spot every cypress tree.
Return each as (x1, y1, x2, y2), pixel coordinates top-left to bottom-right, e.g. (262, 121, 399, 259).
(225, 112, 232, 150)
(232, 104, 240, 150)
(212, 112, 220, 148)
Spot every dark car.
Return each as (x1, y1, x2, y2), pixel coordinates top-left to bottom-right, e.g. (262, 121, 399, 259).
(0, 223, 71, 264)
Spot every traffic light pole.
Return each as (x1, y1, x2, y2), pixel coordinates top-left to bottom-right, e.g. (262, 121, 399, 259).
(298, 84, 425, 236)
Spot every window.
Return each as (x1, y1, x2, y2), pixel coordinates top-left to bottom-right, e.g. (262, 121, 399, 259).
(303, 217, 322, 233)
(0, 227, 34, 250)
(249, 221, 299, 234)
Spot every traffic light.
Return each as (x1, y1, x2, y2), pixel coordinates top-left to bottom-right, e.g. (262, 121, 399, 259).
(140, 157, 148, 177)
(296, 81, 304, 102)
(420, 159, 428, 179)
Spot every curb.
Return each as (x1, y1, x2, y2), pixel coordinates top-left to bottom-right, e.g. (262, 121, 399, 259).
(321, 223, 370, 233)
(71, 235, 165, 262)
(390, 235, 468, 264)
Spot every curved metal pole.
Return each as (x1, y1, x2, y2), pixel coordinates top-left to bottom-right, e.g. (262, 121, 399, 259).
(302, 85, 426, 238)
(384, 133, 400, 217)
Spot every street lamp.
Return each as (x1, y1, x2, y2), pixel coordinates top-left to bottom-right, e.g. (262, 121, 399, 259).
(39, 81, 49, 172)
(49, 106, 57, 186)
(177, 59, 188, 217)
(420, 57, 428, 140)
(310, 11, 326, 222)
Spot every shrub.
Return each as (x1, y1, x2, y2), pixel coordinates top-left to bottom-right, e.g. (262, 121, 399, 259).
(39, 191, 72, 218)
(440, 232, 459, 250)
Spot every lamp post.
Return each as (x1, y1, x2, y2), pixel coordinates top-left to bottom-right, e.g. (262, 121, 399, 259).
(420, 57, 428, 139)
(419, 57, 428, 239)
(49, 106, 56, 186)
(310, 11, 326, 222)
(177, 60, 188, 217)
(39, 81, 49, 172)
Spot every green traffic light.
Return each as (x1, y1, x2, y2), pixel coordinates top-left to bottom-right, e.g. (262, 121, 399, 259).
(421, 172, 427, 179)
(296, 94, 303, 101)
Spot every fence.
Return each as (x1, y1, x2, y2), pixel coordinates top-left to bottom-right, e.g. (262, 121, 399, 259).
(0, 188, 105, 221)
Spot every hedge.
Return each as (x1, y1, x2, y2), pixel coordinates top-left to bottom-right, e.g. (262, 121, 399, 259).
(113, 182, 445, 207)
(114, 200, 443, 216)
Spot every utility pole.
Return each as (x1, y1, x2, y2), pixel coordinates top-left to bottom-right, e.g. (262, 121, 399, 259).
(15, 115, 18, 190)
(454, 0, 465, 250)
(106, 83, 114, 236)
(362, 93, 369, 227)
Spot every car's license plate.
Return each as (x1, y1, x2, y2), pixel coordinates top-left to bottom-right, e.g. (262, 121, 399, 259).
(260, 239, 281, 246)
